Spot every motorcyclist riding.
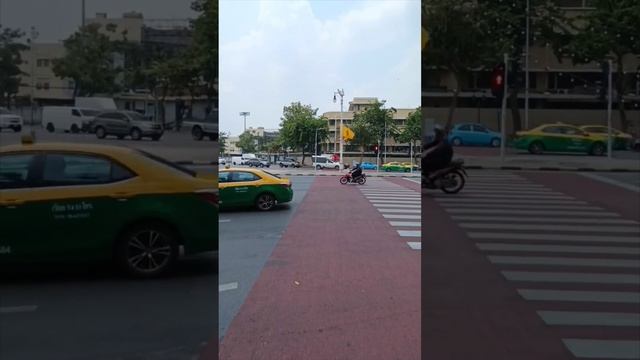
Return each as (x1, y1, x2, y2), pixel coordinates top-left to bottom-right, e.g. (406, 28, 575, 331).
(350, 162, 363, 180)
(422, 126, 453, 185)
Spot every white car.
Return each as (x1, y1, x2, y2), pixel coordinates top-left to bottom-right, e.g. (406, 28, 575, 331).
(0, 107, 23, 132)
(182, 111, 218, 141)
(218, 157, 226, 165)
(42, 106, 101, 133)
(312, 155, 340, 170)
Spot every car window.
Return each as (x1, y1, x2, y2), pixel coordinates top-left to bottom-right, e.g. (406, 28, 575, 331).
(0, 154, 38, 189)
(42, 154, 135, 186)
(219, 172, 231, 183)
(72, 109, 82, 117)
(561, 127, 580, 135)
(458, 125, 471, 131)
(473, 125, 488, 133)
(232, 172, 260, 182)
(542, 126, 562, 134)
(136, 150, 196, 177)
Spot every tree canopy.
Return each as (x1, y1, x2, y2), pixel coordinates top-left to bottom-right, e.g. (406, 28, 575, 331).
(0, 27, 27, 108)
(279, 102, 329, 164)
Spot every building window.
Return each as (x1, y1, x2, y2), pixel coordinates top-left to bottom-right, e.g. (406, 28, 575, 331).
(43, 82, 50, 90)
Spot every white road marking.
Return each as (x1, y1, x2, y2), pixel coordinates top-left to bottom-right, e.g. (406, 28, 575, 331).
(373, 203, 420, 208)
(219, 282, 238, 292)
(383, 214, 421, 220)
(219, 219, 231, 223)
(469, 232, 639, 243)
(454, 216, 637, 224)
(501, 271, 640, 285)
(0, 305, 38, 314)
(407, 242, 422, 250)
(517, 289, 640, 303)
(446, 209, 617, 217)
(580, 172, 640, 193)
(461, 223, 640, 233)
(377, 208, 421, 214)
(538, 311, 640, 327)
(440, 204, 603, 210)
(369, 199, 420, 203)
(461, 189, 561, 195)
(563, 339, 640, 359)
(389, 221, 421, 227)
(477, 243, 640, 255)
(398, 230, 421, 237)
(435, 198, 587, 205)
(434, 193, 574, 200)
(488, 255, 640, 268)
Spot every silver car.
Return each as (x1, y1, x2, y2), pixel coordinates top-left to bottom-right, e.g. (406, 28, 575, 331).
(182, 111, 218, 141)
(91, 111, 163, 141)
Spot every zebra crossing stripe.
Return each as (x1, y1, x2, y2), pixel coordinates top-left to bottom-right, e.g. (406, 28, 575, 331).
(477, 243, 640, 255)
(562, 339, 640, 359)
(383, 214, 421, 220)
(460, 223, 640, 233)
(454, 216, 637, 224)
(377, 208, 421, 213)
(501, 271, 640, 285)
(397, 230, 421, 237)
(488, 255, 640, 268)
(468, 232, 640, 243)
(389, 221, 421, 227)
(537, 311, 640, 327)
(407, 242, 421, 250)
(517, 289, 640, 303)
(446, 209, 617, 216)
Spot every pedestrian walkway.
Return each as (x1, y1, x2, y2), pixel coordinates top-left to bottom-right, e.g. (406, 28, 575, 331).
(430, 171, 640, 359)
(359, 178, 421, 251)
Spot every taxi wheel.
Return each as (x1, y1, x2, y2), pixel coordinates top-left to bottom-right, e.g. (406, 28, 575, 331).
(528, 141, 544, 155)
(591, 142, 605, 156)
(115, 222, 179, 278)
(256, 193, 276, 211)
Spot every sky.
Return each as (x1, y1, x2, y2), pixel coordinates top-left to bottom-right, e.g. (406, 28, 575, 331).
(220, 0, 421, 137)
(0, 0, 196, 42)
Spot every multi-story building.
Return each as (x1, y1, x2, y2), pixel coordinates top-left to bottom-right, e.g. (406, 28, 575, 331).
(321, 97, 420, 158)
(422, 1, 640, 135)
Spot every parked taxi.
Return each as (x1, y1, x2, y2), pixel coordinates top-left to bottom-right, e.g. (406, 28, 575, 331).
(219, 168, 292, 211)
(513, 123, 608, 156)
(0, 135, 218, 278)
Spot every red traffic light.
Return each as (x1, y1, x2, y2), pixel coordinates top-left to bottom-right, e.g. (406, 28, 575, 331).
(491, 63, 506, 99)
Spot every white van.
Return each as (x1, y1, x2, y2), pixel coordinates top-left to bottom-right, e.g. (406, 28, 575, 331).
(42, 106, 103, 133)
(231, 153, 257, 166)
(312, 155, 340, 170)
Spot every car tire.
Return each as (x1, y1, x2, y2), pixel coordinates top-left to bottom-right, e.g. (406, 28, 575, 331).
(95, 126, 107, 139)
(151, 134, 162, 141)
(13, 125, 22, 132)
(46, 123, 55, 133)
(130, 128, 142, 141)
(70, 124, 80, 134)
(335, 165, 339, 170)
(114, 222, 179, 278)
(591, 142, 606, 156)
(490, 138, 500, 147)
(451, 137, 462, 146)
(256, 193, 276, 211)
(316, 165, 321, 170)
(528, 141, 544, 155)
(192, 126, 204, 141)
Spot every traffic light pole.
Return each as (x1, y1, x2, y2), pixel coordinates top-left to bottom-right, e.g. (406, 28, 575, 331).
(500, 53, 508, 161)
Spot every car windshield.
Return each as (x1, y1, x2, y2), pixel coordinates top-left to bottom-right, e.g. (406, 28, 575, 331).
(136, 150, 196, 177)
(126, 111, 149, 121)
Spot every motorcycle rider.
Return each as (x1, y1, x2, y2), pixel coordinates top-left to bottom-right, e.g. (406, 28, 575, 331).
(349, 162, 363, 181)
(422, 125, 453, 185)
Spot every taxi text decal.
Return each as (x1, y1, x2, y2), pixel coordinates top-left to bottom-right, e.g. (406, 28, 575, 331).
(51, 202, 94, 220)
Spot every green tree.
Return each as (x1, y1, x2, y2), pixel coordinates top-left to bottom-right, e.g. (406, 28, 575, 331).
(279, 102, 328, 165)
(352, 101, 397, 152)
(219, 131, 228, 155)
(0, 27, 27, 108)
(191, 0, 218, 114)
(551, 0, 640, 132)
(52, 24, 120, 96)
(349, 115, 374, 163)
(237, 131, 258, 153)
(395, 108, 422, 162)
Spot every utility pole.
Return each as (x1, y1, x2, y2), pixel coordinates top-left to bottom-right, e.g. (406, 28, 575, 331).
(524, 0, 530, 130)
(607, 59, 613, 159)
(82, 0, 86, 26)
(500, 53, 508, 161)
(334, 89, 344, 169)
(30, 27, 39, 128)
(239, 111, 250, 133)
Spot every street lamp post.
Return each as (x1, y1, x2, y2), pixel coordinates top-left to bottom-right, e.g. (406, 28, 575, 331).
(334, 89, 344, 169)
(30, 27, 39, 128)
(239, 111, 250, 133)
(607, 58, 613, 159)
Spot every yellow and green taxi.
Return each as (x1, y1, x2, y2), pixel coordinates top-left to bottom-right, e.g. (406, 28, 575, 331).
(381, 162, 411, 172)
(219, 167, 292, 211)
(579, 125, 633, 150)
(0, 136, 218, 278)
(514, 124, 608, 156)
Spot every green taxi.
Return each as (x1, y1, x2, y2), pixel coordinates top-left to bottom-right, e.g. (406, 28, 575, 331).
(219, 168, 293, 211)
(580, 125, 634, 150)
(0, 137, 218, 278)
(381, 162, 411, 172)
(514, 124, 608, 156)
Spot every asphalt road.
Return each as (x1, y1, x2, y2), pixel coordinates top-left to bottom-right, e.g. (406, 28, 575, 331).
(0, 164, 218, 360)
(422, 170, 640, 359)
(218, 176, 314, 340)
(0, 128, 218, 163)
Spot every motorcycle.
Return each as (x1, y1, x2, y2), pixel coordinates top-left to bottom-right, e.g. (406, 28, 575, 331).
(422, 159, 466, 194)
(340, 172, 367, 185)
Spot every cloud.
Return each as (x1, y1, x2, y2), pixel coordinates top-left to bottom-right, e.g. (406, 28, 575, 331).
(220, 0, 420, 136)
